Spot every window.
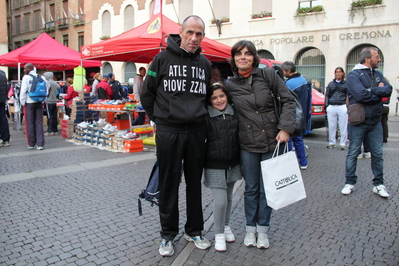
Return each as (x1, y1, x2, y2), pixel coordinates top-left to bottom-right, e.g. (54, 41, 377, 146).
(347, 44, 384, 74)
(15, 16, 21, 34)
(298, 0, 323, 8)
(213, 0, 230, 21)
(24, 13, 30, 32)
(78, 0, 84, 14)
(179, 0, 193, 22)
(13, 0, 20, 9)
(15, 41, 22, 49)
(103, 63, 113, 76)
(78, 32, 84, 50)
(63, 34, 69, 47)
(102, 11, 111, 37)
(295, 48, 326, 93)
(125, 63, 137, 83)
(258, 50, 275, 60)
(49, 3, 55, 21)
(63, 1, 69, 18)
(124, 5, 134, 32)
(34, 11, 41, 30)
(252, 0, 272, 17)
(23, 39, 30, 45)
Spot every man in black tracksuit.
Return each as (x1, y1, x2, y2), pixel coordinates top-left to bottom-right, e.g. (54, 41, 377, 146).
(140, 15, 212, 256)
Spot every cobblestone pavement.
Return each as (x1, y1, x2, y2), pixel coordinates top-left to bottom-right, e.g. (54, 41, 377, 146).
(1, 117, 399, 266)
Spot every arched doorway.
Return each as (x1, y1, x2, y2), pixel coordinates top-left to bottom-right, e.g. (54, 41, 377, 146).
(346, 44, 384, 74)
(295, 47, 326, 93)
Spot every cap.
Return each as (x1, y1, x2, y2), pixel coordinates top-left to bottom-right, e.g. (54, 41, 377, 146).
(108, 73, 114, 79)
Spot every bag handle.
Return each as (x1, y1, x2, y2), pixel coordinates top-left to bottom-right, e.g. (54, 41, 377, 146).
(272, 141, 289, 158)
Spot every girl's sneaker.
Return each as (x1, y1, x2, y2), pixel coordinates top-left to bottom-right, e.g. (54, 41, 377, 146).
(224, 226, 235, 242)
(214, 234, 226, 252)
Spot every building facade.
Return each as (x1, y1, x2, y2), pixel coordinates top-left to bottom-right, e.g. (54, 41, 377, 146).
(89, 0, 398, 114)
(4, 0, 399, 114)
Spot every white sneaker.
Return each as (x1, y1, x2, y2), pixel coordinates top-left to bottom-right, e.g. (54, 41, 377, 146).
(214, 234, 226, 252)
(244, 232, 256, 247)
(364, 152, 372, 159)
(373, 185, 390, 198)
(357, 153, 363, 159)
(256, 233, 270, 249)
(183, 234, 211, 250)
(224, 226, 235, 242)
(341, 184, 354, 195)
(159, 239, 174, 256)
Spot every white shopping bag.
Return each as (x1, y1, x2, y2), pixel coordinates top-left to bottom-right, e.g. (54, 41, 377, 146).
(261, 143, 307, 210)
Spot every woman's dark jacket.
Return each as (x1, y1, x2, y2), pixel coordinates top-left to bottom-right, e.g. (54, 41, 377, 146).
(205, 104, 240, 169)
(226, 67, 296, 153)
(325, 79, 347, 106)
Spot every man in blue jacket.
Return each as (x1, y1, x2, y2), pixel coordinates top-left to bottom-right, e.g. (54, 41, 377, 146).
(281, 61, 310, 170)
(341, 47, 392, 198)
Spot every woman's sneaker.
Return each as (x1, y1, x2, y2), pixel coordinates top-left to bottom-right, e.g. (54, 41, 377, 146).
(224, 226, 235, 242)
(244, 232, 256, 247)
(256, 233, 270, 249)
(159, 239, 174, 256)
(214, 234, 226, 252)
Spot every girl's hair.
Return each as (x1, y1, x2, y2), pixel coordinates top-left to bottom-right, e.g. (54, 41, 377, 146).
(66, 77, 73, 85)
(229, 40, 260, 72)
(93, 72, 102, 80)
(335, 67, 345, 80)
(207, 82, 232, 105)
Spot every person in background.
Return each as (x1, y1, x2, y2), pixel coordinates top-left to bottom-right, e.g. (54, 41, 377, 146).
(63, 77, 78, 117)
(108, 73, 124, 100)
(342, 47, 392, 198)
(91, 73, 102, 97)
(311, 79, 323, 93)
(225, 40, 296, 250)
(381, 88, 390, 143)
(83, 79, 91, 93)
(281, 61, 310, 170)
(0, 70, 11, 147)
(204, 82, 241, 252)
(141, 15, 212, 257)
(132, 67, 147, 125)
(43, 72, 60, 136)
(97, 74, 113, 100)
(325, 67, 348, 150)
(19, 63, 48, 150)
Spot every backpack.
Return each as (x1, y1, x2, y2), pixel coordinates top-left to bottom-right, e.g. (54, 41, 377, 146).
(261, 67, 305, 137)
(138, 161, 183, 216)
(97, 87, 107, 99)
(138, 161, 160, 216)
(28, 74, 47, 102)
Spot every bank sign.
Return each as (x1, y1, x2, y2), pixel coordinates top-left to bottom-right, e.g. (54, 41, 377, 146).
(251, 30, 392, 46)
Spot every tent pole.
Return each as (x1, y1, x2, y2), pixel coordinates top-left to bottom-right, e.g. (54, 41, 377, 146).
(18, 63, 21, 82)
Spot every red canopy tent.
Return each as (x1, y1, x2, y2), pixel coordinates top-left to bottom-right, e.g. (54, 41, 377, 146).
(81, 15, 232, 63)
(0, 33, 102, 70)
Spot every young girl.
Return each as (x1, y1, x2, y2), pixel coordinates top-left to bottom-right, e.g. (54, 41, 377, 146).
(204, 82, 242, 252)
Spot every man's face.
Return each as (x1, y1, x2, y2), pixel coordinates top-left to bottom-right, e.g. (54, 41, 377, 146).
(282, 69, 290, 78)
(139, 68, 146, 77)
(23, 65, 31, 75)
(179, 17, 205, 53)
(368, 49, 381, 69)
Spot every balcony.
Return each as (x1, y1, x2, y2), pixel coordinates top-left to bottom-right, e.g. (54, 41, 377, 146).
(58, 17, 69, 29)
(73, 14, 85, 26)
(45, 21, 55, 32)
